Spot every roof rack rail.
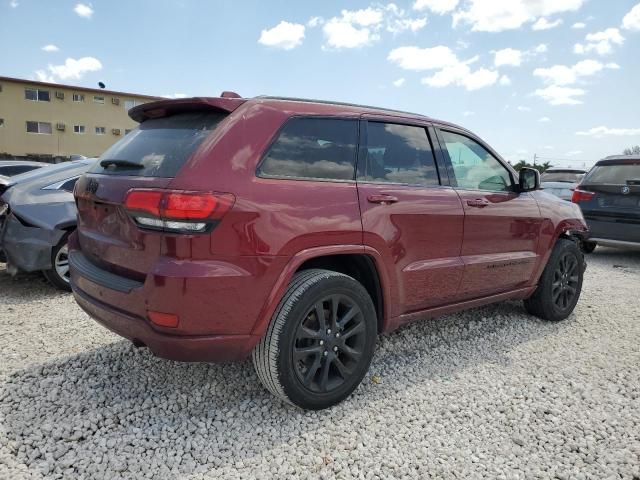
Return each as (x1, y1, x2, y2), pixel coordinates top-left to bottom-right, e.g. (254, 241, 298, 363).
(254, 95, 425, 118)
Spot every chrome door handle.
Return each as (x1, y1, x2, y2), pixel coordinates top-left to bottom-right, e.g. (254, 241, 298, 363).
(367, 194, 399, 204)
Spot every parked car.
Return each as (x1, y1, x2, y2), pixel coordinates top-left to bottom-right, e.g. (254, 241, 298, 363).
(572, 155, 640, 252)
(0, 160, 48, 178)
(0, 158, 95, 290)
(70, 95, 588, 410)
(541, 168, 586, 201)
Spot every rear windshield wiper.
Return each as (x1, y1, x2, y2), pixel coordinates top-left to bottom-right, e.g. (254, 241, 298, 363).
(100, 159, 144, 169)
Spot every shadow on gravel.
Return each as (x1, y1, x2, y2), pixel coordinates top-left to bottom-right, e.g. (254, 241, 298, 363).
(0, 266, 70, 305)
(0, 299, 569, 479)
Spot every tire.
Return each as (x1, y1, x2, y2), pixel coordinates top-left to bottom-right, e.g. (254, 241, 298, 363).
(524, 238, 584, 321)
(43, 233, 71, 292)
(252, 269, 377, 410)
(581, 241, 597, 254)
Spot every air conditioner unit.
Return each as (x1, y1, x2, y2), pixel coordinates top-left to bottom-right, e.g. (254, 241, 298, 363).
(56, 123, 66, 131)
(111, 128, 121, 135)
(111, 97, 120, 105)
(55, 91, 65, 100)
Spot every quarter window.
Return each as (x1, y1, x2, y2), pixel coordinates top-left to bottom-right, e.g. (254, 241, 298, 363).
(74, 125, 86, 134)
(440, 130, 512, 192)
(26, 121, 52, 134)
(25, 88, 50, 102)
(259, 117, 358, 181)
(358, 122, 439, 186)
(95, 126, 106, 135)
(73, 93, 85, 102)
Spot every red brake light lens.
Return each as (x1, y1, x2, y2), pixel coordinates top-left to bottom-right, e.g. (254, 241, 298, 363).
(123, 189, 235, 233)
(124, 190, 163, 217)
(571, 189, 595, 203)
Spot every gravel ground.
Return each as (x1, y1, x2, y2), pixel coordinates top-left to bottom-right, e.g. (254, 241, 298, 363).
(0, 248, 639, 480)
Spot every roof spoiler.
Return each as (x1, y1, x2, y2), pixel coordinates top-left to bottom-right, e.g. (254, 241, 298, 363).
(129, 95, 246, 122)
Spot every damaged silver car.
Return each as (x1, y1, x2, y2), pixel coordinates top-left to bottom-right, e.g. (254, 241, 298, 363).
(0, 158, 95, 290)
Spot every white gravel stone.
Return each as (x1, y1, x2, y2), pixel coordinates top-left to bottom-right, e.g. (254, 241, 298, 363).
(0, 248, 639, 479)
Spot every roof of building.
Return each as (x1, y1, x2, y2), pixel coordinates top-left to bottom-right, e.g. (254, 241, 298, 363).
(0, 75, 161, 100)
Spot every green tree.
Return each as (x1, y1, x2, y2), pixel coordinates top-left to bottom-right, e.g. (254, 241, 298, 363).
(623, 145, 640, 155)
(512, 160, 552, 173)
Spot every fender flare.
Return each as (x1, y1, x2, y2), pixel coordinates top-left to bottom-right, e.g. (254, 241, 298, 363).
(250, 244, 392, 338)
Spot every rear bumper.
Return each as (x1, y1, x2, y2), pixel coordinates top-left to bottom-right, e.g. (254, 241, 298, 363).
(72, 283, 259, 362)
(584, 215, 640, 244)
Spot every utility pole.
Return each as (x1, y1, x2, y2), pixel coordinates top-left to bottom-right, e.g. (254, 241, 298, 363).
(533, 153, 537, 166)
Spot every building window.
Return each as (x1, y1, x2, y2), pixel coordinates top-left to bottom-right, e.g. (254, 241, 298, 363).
(73, 93, 85, 102)
(95, 126, 106, 135)
(26, 121, 52, 134)
(124, 99, 144, 111)
(93, 96, 105, 104)
(25, 88, 51, 102)
(0, 119, 4, 127)
(73, 125, 86, 134)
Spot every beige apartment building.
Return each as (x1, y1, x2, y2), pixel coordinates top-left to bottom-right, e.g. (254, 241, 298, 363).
(0, 76, 160, 159)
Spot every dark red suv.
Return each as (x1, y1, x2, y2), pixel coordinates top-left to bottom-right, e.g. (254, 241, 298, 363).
(70, 94, 589, 409)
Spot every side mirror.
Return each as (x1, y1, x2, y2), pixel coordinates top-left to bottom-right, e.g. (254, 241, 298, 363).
(518, 167, 540, 192)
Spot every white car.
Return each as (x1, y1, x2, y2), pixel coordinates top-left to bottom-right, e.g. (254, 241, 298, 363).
(541, 168, 586, 201)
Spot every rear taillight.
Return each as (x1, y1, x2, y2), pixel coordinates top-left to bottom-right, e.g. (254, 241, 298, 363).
(571, 189, 595, 203)
(124, 189, 234, 233)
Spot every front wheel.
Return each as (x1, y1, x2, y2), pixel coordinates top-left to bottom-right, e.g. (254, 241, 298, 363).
(524, 238, 584, 321)
(43, 234, 71, 291)
(253, 269, 377, 410)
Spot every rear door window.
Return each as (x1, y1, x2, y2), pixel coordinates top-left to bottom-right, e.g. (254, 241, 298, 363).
(91, 111, 227, 177)
(585, 163, 640, 184)
(258, 117, 358, 181)
(357, 122, 439, 186)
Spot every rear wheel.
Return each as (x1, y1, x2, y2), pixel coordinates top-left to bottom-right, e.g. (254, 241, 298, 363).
(581, 241, 597, 254)
(253, 269, 377, 410)
(524, 238, 584, 321)
(43, 234, 71, 291)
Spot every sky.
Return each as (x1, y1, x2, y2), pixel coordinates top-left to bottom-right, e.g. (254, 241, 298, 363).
(1, 0, 640, 169)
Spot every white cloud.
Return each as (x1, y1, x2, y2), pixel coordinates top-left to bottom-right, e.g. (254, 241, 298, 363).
(533, 59, 618, 86)
(517, 106, 531, 112)
(322, 8, 384, 49)
(622, 3, 640, 31)
(10, 0, 18, 7)
(74, 3, 93, 18)
(532, 18, 563, 31)
(35, 56, 102, 83)
(539, 116, 551, 122)
(259, 21, 305, 50)
(494, 48, 522, 67)
(388, 45, 459, 70)
(41, 44, 59, 52)
(422, 65, 499, 91)
(543, 145, 554, 150)
(393, 78, 406, 87)
(413, 0, 459, 14)
(387, 17, 427, 34)
(534, 85, 586, 105)
(565, 150, 583, 156)
(534, 43, 548, 53)
(162, 93, 188, 99)
(463, 111, 475, 116)
(307, 16, 324, 28)
(452, 0, 585, 32)
(576, 126, 640, 137)
(499, 74, 511, 86)
(575, 28, 624, 55)
(572, 22, 586, 29)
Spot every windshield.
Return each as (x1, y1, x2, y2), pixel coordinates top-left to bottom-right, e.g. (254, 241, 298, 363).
(91, 111, 227, 177)
(584, 163, 640, 184)
(541, 171, 585, 183)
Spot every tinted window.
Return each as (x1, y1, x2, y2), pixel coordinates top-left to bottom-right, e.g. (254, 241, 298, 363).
(259, 118, 358, 181)
(91, 112, 227, 177)
(60, 178, 79, 192)
(0, 165, 39, 176)
(358, 122, 438, 186)
(441, 130, 512, 192)
(584, 163, 640, 184)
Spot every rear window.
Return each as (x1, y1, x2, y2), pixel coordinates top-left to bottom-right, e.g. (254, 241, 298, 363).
(584, 163, 640, 184)
(258, 117, 358, 181)
(541, 171, 585, 183)
(91, 111, 227, 177)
